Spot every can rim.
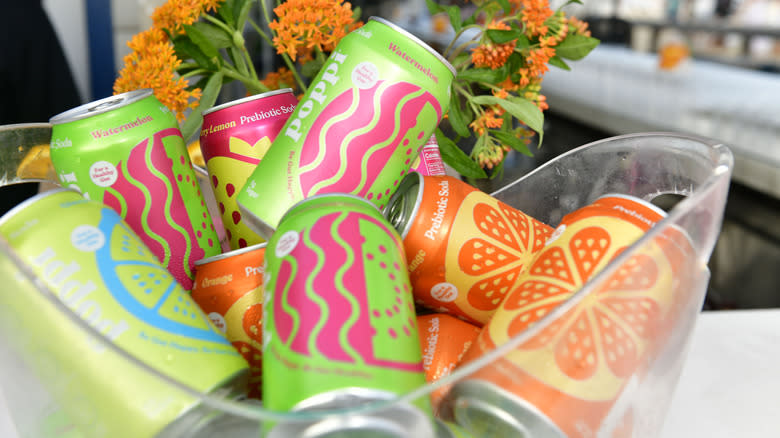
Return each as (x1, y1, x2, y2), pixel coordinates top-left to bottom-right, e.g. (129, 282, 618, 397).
(194, 242, 268, 266)
(49, 89, 154, 125)
(595, 193, 669, 219)
(202, 88, 296, 117)
(277, 192, 380, 226)
(368, 17, 457, 78)
(0, 187, 82, 228)
(382, 172, 423, 240)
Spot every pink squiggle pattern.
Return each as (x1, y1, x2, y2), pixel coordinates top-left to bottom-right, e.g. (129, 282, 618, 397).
(273, 211, 421, 371)
(103, 128, 203, 289)
(297, 81, 443, 198)
(273, 228, 321, 356)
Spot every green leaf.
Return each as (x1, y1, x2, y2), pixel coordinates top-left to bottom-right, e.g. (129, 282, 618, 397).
(172, 36, 217, 71)
(457, 66, 507, 84)
(352, 6, 362, 21)
(217, 0, 236, 28)
(471, 95, 544, 134)
(447, 91, 471, 138)
(548, 55, 571, 70)
(191, 22, 232, 48)
(229, 46, 249, 76)
(301, 58, 325, 79)
(233, 0, 253, 28)
(445, 5, 462, 33)
(555, 34, 600, 60)
(180, 72, 223, 142)
(496, 0, 512, 14)
(184, 24, 219, 59)
(425, 0, 446, 15)
(491, 130, 532, 156)
(486, 28, 524, 44)
(436, 129, 487, 179)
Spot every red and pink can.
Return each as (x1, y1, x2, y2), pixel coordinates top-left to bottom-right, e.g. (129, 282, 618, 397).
(200, 89, 297, 249)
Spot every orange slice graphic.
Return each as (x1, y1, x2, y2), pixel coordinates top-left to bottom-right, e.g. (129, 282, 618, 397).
(488, 220, 676, 401)
(445, 192, 552, 324)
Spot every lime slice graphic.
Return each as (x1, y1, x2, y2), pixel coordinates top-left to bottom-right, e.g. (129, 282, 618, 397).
(95, 209, 226, 343)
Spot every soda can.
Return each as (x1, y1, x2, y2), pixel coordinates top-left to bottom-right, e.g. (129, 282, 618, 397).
(383, 172, 554, 325)
(418, 314, 480, 413)
(444, 194, 693, 438)
(0, 188, 249, 436)
(411, 133, 446, 176)
(199, 89, 298, 250)
(237, 17, 456, 239)
(49, 89, 220, 290)
(262, 193, 434, 437)
(435, 418, 474, 438)
(192, 243, 267, 399)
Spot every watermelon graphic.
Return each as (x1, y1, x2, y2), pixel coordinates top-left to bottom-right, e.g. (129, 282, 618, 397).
(103, 127, 219, 290)
(272, 210, 420, 371)
(95, 209, 226, 343)
(296, 80, 443, 210)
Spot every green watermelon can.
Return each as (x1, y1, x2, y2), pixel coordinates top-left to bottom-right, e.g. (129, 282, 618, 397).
(49, 89, 221, 290)
(237, 17, 456, 239)
(262, 193, 435, 437)
(0, 188, 251, 437)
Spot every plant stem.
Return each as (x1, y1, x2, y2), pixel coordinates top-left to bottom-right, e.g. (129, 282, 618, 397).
(281, 53, 307, 92)
(248, 18, 274, 46)
(202, 13, 234, 34)
(223, 66, 270, 94)
(180, 68, 208, 80)
(258, 0, 273, 29)
(443, 24, 482, 59)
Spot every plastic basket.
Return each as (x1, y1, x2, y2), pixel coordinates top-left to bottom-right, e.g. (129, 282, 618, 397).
(0, 126, 733, 438)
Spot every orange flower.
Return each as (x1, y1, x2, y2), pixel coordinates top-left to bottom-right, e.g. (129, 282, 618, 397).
(525, 39, 556, 78)
(568, 16, 591, 37)
(114, 28, 201, 121)
(261, 67, 298, 92)
(471, 21, 516, 70)
(511, 0, 554, 37)
(269, 0, 359, 62)
(469, 106, 504, 136)
(151, 0, 224, 35)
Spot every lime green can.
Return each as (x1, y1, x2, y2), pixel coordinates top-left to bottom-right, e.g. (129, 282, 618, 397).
(49, 89, 220, 290)
(237, 17, 456, 239)
(0, 188, 249, 437)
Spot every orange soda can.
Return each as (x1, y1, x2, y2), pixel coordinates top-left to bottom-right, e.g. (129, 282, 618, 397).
(444, 194, 698, 438)
(417, 313, 481, 412)
(383, 172, 553, 325)
(191, 243, 266, 398)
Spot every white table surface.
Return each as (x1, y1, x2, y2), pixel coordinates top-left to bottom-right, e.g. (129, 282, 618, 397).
(2, 309, 779, 437)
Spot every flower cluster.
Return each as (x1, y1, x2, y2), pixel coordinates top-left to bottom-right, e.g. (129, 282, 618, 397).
(435, 1, 598, 178)
(115, 0, 598, 179)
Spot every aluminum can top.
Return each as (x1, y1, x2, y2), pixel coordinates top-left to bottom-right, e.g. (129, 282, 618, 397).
(383, 171, 424, 240)
(202, 88, 295, 116)
(194, 242, 268, 266)
(49, 89, 153, 124)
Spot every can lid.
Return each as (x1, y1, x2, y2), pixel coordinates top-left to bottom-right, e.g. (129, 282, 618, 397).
(368, 17, 457, 78)
(265, 388, 436, 438)
(194, 242, 268, 266)
(382, 172, 423, 240)
(447, 380, 567, 438)
(202, 88, 296, 116)
(49, 89, 154, 125)
(277, 192, 380, 226)
(0, 187, 82, 228)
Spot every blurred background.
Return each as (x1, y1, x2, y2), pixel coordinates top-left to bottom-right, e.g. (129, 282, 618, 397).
(24, 0, 780, 310)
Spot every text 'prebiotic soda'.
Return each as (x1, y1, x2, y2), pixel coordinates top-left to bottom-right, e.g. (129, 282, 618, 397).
(237, 17, 456, 239)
